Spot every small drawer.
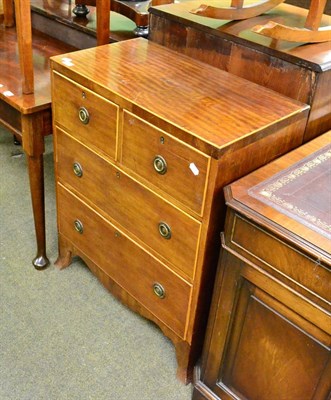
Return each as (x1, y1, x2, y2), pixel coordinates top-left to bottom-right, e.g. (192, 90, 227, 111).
(57, 184, 191, 338)
(121, 111, 210, 215)
(56, 128, 201, 280)
(52, 71, 118, 159)
(228, 214, 331, 305)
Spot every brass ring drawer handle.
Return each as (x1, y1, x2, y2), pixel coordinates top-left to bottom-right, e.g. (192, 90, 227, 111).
(73, 162, 83, 177)
(153, 155, 167, 175)
(78, 106, 90, 125)
(74, 219, 84, 234)
(153, 282, 166, 299)
(158, 222, 171, 239)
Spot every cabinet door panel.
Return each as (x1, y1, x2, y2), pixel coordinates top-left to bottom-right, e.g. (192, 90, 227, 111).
(205, 249, 331, 400)
(221, 283, 330, 400)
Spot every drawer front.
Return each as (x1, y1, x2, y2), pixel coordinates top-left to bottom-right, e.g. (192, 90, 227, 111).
(57, 184, 191, 338)
(229, 214, 331, 305)
(52, 71, 118, 159)
(121, 111, 210, 215)
(56, 128, 201, 279)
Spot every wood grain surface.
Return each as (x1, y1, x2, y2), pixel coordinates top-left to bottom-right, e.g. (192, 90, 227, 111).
(50, 38, 308, 155)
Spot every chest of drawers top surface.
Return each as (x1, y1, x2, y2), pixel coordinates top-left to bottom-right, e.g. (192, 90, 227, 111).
(225, 131, 331, 263)
(50, 38, 307, 156)
(150, 2, 331, 72)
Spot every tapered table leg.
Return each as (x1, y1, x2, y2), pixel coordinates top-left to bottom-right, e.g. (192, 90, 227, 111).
(27, 154, 49, 269)
(22, 113, 50, 270)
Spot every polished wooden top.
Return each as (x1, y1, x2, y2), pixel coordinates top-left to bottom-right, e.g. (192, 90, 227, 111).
(0, 26, 76, 114)
(150, 2, 331, 71)
(50, 38, 308, 156)
(225, 131, 331, 263)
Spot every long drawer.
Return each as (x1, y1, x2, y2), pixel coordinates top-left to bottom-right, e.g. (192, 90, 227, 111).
(57, 184, 192, 338)
(228, 213, 331, 308)
(56, 128, 201, 280)
(52, 71, 119, 160)
(121, 110, 210, 216)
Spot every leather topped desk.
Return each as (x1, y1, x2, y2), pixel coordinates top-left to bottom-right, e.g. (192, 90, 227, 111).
(193, 132, 331, 399)
(149, 2, 331, 143)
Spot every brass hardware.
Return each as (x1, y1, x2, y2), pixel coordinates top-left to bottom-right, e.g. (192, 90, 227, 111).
(116, 171, 121, 179)
(160, 136, 165, 144)
(114, 231, 121, 238)
(153, 155, 167, 175)
(78, 106, 90, 125)
(74, 219, 84, 234)
(158, 222, 171, 239)
(153, 282, 165, 299)
(82, 91, 86, 99)
(73, 162, 83, 177)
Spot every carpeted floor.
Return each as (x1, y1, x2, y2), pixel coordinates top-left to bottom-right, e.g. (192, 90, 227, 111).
(0, 126, 193, 400)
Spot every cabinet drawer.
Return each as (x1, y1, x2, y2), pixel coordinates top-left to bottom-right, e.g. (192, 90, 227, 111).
(229, 214, 331, 305)
(52, 71, 118, 159)
(56, 128, 201, 280)
(57, 184, 191, 338)
(121, 111, 210, 215)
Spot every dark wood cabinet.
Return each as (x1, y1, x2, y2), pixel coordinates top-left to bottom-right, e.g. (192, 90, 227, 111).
(193, 132, 331, 399)
(149, 2, 331, 143)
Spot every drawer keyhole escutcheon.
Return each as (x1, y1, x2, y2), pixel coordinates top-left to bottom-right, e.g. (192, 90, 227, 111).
(74, 219, 84, 234)
(73, 162, 83, 177)
(153, 155, 167, 175)
(158, 222, 171, 239)
(153, 282, 166, 299)
(78, 106, 90, 125)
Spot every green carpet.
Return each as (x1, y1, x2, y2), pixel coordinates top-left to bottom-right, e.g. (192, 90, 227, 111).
(0, 126, 192, 400)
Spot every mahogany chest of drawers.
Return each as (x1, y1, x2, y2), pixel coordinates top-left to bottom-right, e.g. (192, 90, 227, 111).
(149, 2, 331, 143)
(193, 132, 331, 399)
(50, 38, 308, 382)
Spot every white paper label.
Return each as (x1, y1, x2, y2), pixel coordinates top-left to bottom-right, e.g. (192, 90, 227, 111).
(189, 162, 199, 176)
(62, 57, 74, 67)
(3, 91, 14, 97)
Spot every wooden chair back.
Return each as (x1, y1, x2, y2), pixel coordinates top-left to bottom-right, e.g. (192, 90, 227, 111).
(305, 0, 327, 30)
(190, 0, 330, 43)
(252, 0, 330, 43)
